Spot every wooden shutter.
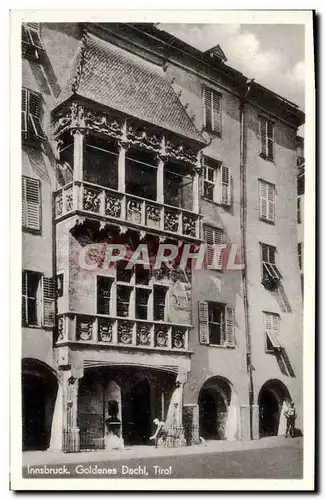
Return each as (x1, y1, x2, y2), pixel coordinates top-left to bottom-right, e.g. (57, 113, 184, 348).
(265, 312, 282, 349)
(259, 181, 268, 219)
(22, 271, 28, 325)
(21, 88, 28, 134)
(225, 305, 235, 347)
(42, 276, 55, 327)
(267, 120, 274, 160)
(198, 301, 209, 344)
(204, 226, 223, 266)
(28, 91, 45, 139)
(259, 117, 267, 156)
(212, 91, 222, 134)
(23, 176, 41, 230)
(267, 183, 275, 222)
(203, 87, 212, 131)
(221, 164, 231, 206)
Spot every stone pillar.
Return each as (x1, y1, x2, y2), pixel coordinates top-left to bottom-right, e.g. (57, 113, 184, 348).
(49, 383, 64, 451)
(192, 169, 200, 214)
(72, 130, 85, 183)
(118, 141, 127, 193)
(251, 404, 260, 440)
(239, 404, 251, 441)
(156, 155, 165, 204)
(62, 370, 82, 452)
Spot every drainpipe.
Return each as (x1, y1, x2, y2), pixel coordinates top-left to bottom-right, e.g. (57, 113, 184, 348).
(239, 81, 254, 440)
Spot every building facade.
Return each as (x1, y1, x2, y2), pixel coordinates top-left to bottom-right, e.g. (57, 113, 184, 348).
(21, 22, 304, 451)
(296, 136, 304, 297)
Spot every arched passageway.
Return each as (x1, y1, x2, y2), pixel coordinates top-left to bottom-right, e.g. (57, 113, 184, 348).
(258, 379, 291, 438)
(22, 359, 58, 451)
(198, 377, 238, 441)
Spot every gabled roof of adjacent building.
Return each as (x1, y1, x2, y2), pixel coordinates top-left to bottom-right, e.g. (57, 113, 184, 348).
(53, 32, 206, 145)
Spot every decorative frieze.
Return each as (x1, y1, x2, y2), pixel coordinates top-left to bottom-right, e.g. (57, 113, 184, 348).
(137, 323, 152, 346)
(118, 321, 133, 344)
(127, 124, 161, 152)
(98, 319, 113, 342)
(77, 317, 93, 341)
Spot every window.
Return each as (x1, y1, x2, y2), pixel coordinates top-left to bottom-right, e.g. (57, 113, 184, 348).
(22, 23, 43, 60)
(97, 276, 113, 315)
(297, 196, 302, 224)
(203, 87, 222, 135)
(56, 273, 64, 298)
(154, 285, 168, 321)
(22, 176, 41, 232)
(116, 285, 132, 317)
(198, 301, 235, 347)
(204, 225, 223, 268)
(22, 271, 54, 327)
(261, 244, 282, 287)
(259, 116, 274, 160)
(22, 88, 45, 142)
(136, 288, 151, 320)
(203, 158, 231, 206)
(298, 243, 303, 271)
(259, 180, 275, 223)
(264, 312, 282, 352)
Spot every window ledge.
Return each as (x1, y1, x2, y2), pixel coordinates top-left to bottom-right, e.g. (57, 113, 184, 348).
(203, 128, 222, 139)
(259, 153, 274, 163)
(208, 344, 235, 349)
(22, 226, 42, 236)
(259, 217, 275, 225)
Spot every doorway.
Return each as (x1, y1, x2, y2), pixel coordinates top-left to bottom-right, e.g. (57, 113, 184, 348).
(199, 388, 227, 440)
(258, 380, 290, 437)
(22, 360, 58, 451)
(123, 378, 151, 445)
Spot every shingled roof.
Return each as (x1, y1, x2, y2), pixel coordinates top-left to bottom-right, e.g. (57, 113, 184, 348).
(53, 33, 206, 144)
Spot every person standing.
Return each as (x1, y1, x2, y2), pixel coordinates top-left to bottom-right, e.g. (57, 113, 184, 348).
(284, 401, 297, 438)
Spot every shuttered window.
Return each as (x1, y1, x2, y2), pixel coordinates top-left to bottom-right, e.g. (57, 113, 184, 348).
(22, 23, 43, 60)
(204, 225, 223, 268)
(264, 312, 282, 352)
(261, 243, 282, 282)
(42, 276, 55, 327)
(203, 158, 231, 206)
(22, 88, 45, 142)
(203, 87, 222, 135)
(259, 180, 275, 223)
(199, 301, 235, 347)
(22, 176, 41, 232)
(22, 271, 52, 327)
(259, 116, 274, 160)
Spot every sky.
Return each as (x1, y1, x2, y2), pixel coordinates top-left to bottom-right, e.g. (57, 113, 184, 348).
(159, 23, 305, 132)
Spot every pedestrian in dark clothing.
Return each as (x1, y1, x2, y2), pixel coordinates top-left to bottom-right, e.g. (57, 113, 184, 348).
(284, 401, 297, 438)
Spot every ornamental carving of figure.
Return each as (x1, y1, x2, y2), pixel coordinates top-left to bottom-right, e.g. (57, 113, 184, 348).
(105, 193, 122, 218)
(137, 324, 151, 345)
(83, 189, 100, 212)
(78, 320, 93, 341)
(118, 322, 133, 344)
(155, 329, 168, 348)
(99, 322, 113, 342)
(172, 328, 185, 349)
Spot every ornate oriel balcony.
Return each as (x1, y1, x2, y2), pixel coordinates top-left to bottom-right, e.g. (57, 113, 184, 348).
(55, 181, 200, 239)
(52, 102, 204, 242)
(57, 313, 190, 352)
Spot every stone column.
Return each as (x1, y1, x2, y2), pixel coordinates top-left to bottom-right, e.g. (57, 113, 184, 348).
(156, 155, 165, 204)
(62, 370, 82, 452)
(192, 169, 200, 214)
(118, 141, 127, 194)
(72, 130, 85, 183)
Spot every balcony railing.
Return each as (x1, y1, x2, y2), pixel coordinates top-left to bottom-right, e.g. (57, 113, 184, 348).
(55, 181, 201, 239)
(57, 313, 190, 352)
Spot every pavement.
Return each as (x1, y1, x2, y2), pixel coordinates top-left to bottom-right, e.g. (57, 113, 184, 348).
(23, 435, 302, 467)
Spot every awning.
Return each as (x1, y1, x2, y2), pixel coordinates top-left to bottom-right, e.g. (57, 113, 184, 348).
(53, 33, 206, 145)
